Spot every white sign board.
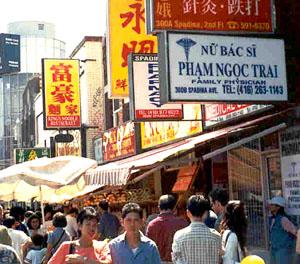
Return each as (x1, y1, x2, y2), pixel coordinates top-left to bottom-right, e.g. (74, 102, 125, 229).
(129, 54, 182, 121)
(280, 126, 300, 215)
(204, 104, 271, 127)
(159, 33, 287, 103)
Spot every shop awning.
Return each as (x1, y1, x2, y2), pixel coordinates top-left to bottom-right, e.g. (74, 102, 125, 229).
(85, 112, 288, 187)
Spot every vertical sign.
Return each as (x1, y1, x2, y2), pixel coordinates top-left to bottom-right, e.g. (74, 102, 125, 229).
(42, 59, 81, 129)
(280, 126, 300, 215)
(108, 0, 158, 98)
(128, 53, 182, 121)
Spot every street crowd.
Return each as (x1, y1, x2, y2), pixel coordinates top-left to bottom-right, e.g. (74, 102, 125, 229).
(0, 189, 299, 264)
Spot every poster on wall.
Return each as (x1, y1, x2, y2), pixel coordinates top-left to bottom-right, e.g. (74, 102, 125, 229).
(102, 121, 136, 161)
(42, 59, 81, 129)
(280, 126, 300, 215)
(94, 137, 103, 164)
(108, 0, 158, 98)
(204, 104, 271, 127)
(159, 33, 287, 104)
(128, 53, 183, 121)
(146, 0, 273, 33)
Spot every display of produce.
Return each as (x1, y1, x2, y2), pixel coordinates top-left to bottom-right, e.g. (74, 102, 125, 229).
(82, 188, 155, 207)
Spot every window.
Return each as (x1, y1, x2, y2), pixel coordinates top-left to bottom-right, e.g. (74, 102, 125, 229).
(38, 24, 44, 30)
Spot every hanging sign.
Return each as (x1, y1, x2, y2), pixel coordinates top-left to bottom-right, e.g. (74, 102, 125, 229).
(42, 59, 81, 129)
(103, 121, 136, 161)
(128, 53, 183, 121)
(108, 0, 158, 98)
(146, 0, 273, 33)
(159, 33, 287, 104)
(280, 126, 300, 215)
(204, 104, 271, 127)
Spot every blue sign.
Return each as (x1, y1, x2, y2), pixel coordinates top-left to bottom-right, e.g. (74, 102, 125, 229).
(0, 34, 20, 74)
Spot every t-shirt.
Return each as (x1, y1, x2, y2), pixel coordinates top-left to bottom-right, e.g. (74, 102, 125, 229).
(98, 212, 120, 240)
(7, 228, 31, 259)
(25, 248, 47, 264)
(48, 240, 111, 264)
(47, 228, 70, 254)
(0, 244, 21, 264)
(0, 225, 12, 246)
(65, 215, 78, 238)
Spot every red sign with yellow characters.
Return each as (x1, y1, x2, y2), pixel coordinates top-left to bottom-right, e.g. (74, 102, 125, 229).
(42, 59, 81, 129)
(108, 0, 158, 98)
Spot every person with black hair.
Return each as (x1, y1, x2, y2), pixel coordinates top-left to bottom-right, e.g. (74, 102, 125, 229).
(48, 207, 111, 264)
(146, 194, 188, 263)
(43, 212, 70, 263)
(109, 202, 161, 264)
(98, 200, 120, 241)
(66, 207, 79, 240)
(24, 234, 47, 264)
(209, 188, 229, 232)
(172, 195, 221, 264)
(9, 206, 29, 236)
(220, 200, 248, 264)
(268, 196, 297, 264)
(27, 214, 43, 237)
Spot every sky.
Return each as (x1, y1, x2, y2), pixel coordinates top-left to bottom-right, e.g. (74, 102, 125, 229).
(0, 0, 107, 55)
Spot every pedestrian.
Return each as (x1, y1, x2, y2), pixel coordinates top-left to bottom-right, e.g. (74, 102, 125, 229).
(146, 194, 188, 264)
(269, 196, 297, 264)
(0, 225, 12, 246)
(98, 200, 120, 241)
(24, 234, 47, 264)
(209, 188, 229, 232)
(0, 243, 21, 264)
(109, 202, 161, 264)
(23, 211, 34, 236)
(0, 205, 4, 225)
(27, 214, 44, 237)
(172, 195, 221, 264)
(9, 206, 29, 236)
(48, 207, 111, 264)
(220, 200, 248, 264)
(3, 216, 31, 260)
(65, 207, 79, 240)
(43, 212, 71, 263)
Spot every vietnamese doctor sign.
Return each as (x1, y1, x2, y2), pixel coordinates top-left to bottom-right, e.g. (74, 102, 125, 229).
(159, 33, 287, 103)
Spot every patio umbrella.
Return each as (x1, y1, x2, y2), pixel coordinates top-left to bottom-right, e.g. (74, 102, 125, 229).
(0, 156, 97, 224)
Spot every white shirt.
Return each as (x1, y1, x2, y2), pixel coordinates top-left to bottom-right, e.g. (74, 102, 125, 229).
(7, 228, 31, 259)
(222, 230, 243, 264)
(65, 215, 78, 238)
(25, 248, 47, 264)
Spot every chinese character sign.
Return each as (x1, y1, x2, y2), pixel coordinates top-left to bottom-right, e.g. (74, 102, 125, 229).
(108, 0, 158, 98)
(43, 59, 81, 129)
(147, 0, 273, 33)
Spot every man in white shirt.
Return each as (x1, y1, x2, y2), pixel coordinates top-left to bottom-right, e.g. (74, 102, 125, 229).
(65, 208, 78, 239)
(3, 216, 31, 260)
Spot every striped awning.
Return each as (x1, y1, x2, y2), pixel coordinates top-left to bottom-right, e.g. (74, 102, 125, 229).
(84, 112, 287, 187)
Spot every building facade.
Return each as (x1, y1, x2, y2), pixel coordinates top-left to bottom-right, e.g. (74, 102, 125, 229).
(0, 21, 65, 168)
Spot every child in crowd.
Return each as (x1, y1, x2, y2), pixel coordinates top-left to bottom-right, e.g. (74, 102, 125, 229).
(24, 234, 47, 264)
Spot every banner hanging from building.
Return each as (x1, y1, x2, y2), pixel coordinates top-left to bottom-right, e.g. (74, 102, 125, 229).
(159, 33, 287, 104)
(94, 137, 103, 164)
(141, 120, 202, 149)
(280, 126, 300, 215)
(0, 33, 20, 74)
(204, 104, 271, 127)
(55, 130, 82, 157)
(146, 0, 273, 33)
(103, 121, 136, 161)
(14, 148, 50, 164)
(128, 53, 183, 121)
(42, 59, 81, 129)
(108, 0, 158, 98)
